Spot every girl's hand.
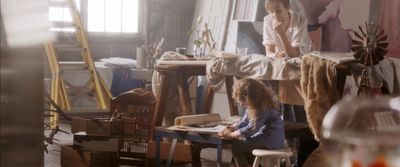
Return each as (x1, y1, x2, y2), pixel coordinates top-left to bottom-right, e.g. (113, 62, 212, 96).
(218, 130, 241, 140)
(218, 127, 232, 137)
(229, 131, 241, 139)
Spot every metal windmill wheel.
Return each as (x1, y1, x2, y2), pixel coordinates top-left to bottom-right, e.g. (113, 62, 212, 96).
(351, 23, 389, 96)
(351, 22, 389, 66)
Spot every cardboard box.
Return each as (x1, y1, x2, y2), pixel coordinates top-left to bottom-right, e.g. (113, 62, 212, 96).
(71, 117, 124, 136)
(73, 134, 123, 152)
(60, 145, 118, 167)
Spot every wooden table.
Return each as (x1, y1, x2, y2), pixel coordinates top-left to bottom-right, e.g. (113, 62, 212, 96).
(154, 64, 205, 126)
(154, 122, 312, 167)
(152, 62, 351, 123)
(152, 58, 354, 125)
(153, 63, 239, 126)
(154, 127, 230, 167)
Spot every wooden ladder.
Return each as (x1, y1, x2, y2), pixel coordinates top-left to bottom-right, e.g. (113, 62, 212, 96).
(45, 0, 111, 127)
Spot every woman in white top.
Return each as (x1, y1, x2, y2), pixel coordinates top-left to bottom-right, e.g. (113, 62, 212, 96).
(263, 1, 318, 166)
(263, 0, 311, 58)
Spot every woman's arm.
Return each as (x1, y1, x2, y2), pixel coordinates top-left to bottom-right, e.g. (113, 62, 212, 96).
(265, 44, 288, 58)
(265, 44, 276, 57)
(278, 34, 300, 57)
(274, 20, 300, 57)
(263, 16, 282, 57)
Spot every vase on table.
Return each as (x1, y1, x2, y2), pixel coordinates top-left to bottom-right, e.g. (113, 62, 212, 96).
(147, 57, 156, 69)
(194, 44, 203, 58)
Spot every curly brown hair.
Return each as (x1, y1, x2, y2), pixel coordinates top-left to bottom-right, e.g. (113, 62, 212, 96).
(232, 78, 278, 118)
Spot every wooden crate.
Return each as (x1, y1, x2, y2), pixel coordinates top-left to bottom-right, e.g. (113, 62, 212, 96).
(71, 117, 87, 134)
(71, 117, 124, 136)
(60, 145, 118, 167)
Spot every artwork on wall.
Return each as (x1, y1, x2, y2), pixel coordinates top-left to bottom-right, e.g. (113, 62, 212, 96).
(236, 22, 265, 55)
(379, 0, 400, 58)
(224, 21, 265, 55)
(187, 0, 233, 55)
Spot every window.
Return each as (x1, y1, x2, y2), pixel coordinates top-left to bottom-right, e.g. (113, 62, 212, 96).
(48, 0, 80, 32)
(48, 0, 140, 34)
(88, 0, 139, 33)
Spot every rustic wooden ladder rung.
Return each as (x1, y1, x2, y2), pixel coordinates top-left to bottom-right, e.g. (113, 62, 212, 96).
(45, 0, 111, 128)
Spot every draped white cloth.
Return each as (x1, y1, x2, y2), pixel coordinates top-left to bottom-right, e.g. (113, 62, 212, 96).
(206, 51, 302, 90)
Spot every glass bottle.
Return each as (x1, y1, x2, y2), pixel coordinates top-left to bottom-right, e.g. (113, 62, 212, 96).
(194, 43, 202, 58)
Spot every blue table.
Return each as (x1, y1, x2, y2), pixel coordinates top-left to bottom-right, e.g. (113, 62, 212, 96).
(155, 127, 230, 167)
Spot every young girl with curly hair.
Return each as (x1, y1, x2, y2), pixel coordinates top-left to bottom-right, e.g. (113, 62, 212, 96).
(218, 78, 285, 167)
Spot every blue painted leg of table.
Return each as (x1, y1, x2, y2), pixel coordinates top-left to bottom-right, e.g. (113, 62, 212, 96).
(156, 136, 161, 167)
(217, 144, 222, 167)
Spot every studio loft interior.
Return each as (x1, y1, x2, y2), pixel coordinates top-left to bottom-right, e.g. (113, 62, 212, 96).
(1, 0, 399, 167)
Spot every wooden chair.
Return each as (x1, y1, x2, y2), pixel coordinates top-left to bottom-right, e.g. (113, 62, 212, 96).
(110, 88, 156, 166)
(252, 148, 293, 167)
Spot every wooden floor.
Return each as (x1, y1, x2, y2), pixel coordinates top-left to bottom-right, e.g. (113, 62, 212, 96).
(44, 122, 233, 167)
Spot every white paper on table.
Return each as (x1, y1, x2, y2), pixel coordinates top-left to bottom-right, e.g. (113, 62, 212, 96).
(100, 57, 137, 68)
(186, 125, 227, 133)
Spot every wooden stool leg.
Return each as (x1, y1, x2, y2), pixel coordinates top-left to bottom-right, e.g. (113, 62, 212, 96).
(264, 157, 270, 167)
(285, 157, 291, 167)
(252, 156, 261, 167)
(276, 158, 281, 167)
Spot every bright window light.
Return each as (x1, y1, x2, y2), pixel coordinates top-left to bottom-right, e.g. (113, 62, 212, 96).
(88, 0, 139, 33)
(49, 7, 72, 22)
(49, 0, 139, 34)
(105, 0, 122, 32)
(48, 0, 80, 32)
(88, 0, 104, 32)
(49, 27, 76, 32)
(122, 0, 139, 33)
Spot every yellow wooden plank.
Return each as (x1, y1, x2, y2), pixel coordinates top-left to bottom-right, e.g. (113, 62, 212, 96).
(60, 79, 71, 110)
(66, 0, 111, 109)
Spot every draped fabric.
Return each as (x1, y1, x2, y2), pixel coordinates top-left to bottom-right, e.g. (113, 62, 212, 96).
(300, 55, 339, 141)
(206, 52, 304, 105)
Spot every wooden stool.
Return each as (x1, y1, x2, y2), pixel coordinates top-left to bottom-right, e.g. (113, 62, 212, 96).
(252, 148, 293, 167)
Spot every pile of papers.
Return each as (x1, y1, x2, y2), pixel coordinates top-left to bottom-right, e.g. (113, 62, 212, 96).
(308, 51, 356, 63)
(170, 114, 240, 134)
(100, 57, 137, 68)
(173, 125, 227, 134)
